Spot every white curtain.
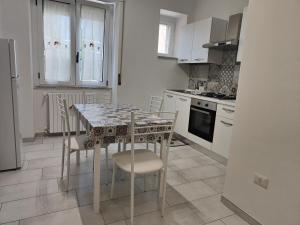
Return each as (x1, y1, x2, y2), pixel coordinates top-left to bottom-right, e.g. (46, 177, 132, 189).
(79, 6, 105, 83)
(44, 0, 72, 82)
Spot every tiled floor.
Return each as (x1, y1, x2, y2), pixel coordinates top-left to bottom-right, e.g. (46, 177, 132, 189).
(0, 137, 249, 225)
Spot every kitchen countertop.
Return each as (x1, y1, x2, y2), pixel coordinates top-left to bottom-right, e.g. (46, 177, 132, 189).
(165, 90, 236, 107)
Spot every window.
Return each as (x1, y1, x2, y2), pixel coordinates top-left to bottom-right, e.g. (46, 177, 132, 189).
(157, 16, 175, 57)
(158, 24, 172, 55)
(34, 0, 110, 87)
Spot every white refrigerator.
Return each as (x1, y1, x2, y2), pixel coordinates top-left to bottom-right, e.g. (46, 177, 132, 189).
(0, 38, 21, 171)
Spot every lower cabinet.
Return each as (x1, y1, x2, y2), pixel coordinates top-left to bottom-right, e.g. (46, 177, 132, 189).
(163, 92, 191, 138)
(174, 95, 191, 137)
(212, 116, 234, 158)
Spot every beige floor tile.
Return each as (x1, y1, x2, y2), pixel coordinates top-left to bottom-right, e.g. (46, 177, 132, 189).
(126, 203, 206, 225)
(222, 215, 249, 225)
(1, 221, 20, 225)
(0, 169, 42, 187)
(173, 181, 217, 201)
(0, 179, 59, 203)
(27, 157, 62, 170)
(168, 158, 202, 171)
(192, 195, 233, 223)
(165, 186, 187, 206)
(76, 185, 111, 207)
(24, 150, 62, 161)
(179, 165, 225, 182)
(0, 192, 78, 223)
(21, 143, 53, 153)
(206, 221, 225, 225)
(119, 191, 160, 218)
(107, 221, 127, 225)
(171, 146, 204, 159)
(100, 200, 127, 224)
(166, 169, 188, 186)
(202, 176, 226, 194)
(19, 206, 104, 225)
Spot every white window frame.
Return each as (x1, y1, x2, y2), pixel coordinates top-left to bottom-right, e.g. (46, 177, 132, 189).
(158, 15, 176, 57)
(32, 0, 111, 88)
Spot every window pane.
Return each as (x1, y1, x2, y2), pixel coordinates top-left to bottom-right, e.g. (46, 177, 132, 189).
(79, 5, 105, 83)
(43, 0, 72, 82)
(158, 24, 171, 54)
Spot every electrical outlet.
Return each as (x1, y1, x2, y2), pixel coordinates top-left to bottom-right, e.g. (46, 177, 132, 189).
(254, 173, 269, 189)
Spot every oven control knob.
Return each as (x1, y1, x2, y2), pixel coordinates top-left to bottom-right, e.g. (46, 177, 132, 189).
(205, 103, 209, 107)
(197, 102, 200, 105)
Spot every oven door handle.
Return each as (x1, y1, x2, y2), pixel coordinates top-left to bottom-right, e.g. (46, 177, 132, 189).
(190, 107, 210, 115)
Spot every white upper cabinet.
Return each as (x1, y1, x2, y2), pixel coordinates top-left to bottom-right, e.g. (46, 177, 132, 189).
(178, 17, 227, 64)
(237, 7, 248, 62)
(177, 24, 194, 63)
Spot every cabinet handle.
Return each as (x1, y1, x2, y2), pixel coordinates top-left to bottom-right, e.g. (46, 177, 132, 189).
(222, 108, 235, 113)
(194, 58, 205, 61)
(221, 120, 233, 127)
(179, 59, 188, 62)
(179, 98, 187, 102)
(167, 95, 174, 98)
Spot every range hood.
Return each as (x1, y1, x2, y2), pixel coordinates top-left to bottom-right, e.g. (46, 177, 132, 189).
(203, 13, 243, 50)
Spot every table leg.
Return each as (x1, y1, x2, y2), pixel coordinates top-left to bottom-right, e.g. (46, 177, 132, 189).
(76, 111, 80, 165)
(93, 143, 101, 213)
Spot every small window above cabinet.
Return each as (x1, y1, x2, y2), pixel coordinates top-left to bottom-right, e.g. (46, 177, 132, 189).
(177, 17, 227, 64)
(157, 9, 188, 59)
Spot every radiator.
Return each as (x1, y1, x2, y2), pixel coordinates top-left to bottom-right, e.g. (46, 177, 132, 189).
(47, 92, 83, 134)
(47, 91, 112, 134)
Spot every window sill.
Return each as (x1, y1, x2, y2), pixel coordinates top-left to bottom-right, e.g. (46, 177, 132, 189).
(34, 85, 111, 90)
(157, 54, 178, 60)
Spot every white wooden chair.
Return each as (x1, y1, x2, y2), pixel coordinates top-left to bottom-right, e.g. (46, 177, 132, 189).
(110, 111, 178, 225)
(57, 96, 95, 190)
(147, 96, 164, 153)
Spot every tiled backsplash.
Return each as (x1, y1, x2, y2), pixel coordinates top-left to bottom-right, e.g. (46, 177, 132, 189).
(188, 50, 240, 95)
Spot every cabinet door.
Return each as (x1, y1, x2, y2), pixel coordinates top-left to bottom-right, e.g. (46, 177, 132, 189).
(177, 24, 194, 63)
(212, 116, 234, 158)
(191, 18, 212, 63)
(175, 96, 191, 137)
(163, 93, 176, 113)
(237, 7, 248, 62)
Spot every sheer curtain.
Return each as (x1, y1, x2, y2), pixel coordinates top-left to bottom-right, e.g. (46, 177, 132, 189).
(43, 0, 72, 82)
(79, 6, 105, 83)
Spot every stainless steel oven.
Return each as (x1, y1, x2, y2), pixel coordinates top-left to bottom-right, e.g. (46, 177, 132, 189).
(188, 98, 217, 142)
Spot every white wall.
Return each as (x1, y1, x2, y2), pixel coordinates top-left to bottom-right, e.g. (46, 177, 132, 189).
(117, 0, 195, 108)
(223, 1, 300, 225)
(191, 0, 249, 21)
(0, 0, 34, 139)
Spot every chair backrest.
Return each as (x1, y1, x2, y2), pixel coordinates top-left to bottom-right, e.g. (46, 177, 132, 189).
(130, 111, 178, 172)
(56, 95, 71, 137)
(148, 96, 163, 113)
(83, 92, 112, 104)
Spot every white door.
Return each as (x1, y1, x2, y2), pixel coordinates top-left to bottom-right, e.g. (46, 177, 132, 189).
(177, 24, 194, 63)
(163, 93, 176, 112)
(191, 18, 212, 63)
(175, 96, 191, 137)
(212, 116, 234, 158)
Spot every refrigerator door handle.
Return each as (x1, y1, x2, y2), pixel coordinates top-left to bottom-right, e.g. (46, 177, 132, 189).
(11, 74, 20, 79)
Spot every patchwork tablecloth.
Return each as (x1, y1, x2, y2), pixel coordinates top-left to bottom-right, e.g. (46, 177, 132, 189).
(71, 104, 172, 146)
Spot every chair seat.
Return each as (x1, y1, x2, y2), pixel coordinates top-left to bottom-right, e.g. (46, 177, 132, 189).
(112, 149, 163, 174)
(65, 135, 91, 150)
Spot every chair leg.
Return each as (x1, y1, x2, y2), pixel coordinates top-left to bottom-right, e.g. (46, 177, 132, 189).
(61, 142, 65, 179)
(105, 146, 109, 185)
(154, 142, 157, 154)
(146, 141, 149, 150)
(161, 168, 168, 217)
(159, 169, 164, 200)
(86, 149, 88, 158)
(130, 172, 135, 225)
(66, 148, 71, 191)
(123, 141, 126, 151)
(110, 162, 116, 199)
(118, 142, 121, 153)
